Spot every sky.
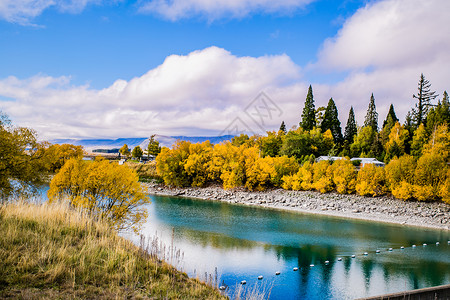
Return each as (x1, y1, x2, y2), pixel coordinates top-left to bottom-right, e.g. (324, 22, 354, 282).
(0, 0, 449, 139)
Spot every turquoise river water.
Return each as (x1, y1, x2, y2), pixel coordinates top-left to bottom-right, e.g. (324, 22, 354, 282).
(122, 194, 450, 299)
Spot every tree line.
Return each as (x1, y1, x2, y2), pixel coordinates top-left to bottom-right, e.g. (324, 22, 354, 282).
(156, 74, 450, 203)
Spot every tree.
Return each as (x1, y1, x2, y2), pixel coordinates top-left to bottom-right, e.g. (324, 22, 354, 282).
(350, 126, 375, 157)
(425, 92, 450, 134)
(147, 134, 161, 157)
(315, 106, 326, 128)
(300, 85, 316, 131)
(48, 158, 149, 232)
(355, 164, 386, 197)
(132, 146, 143, 159)
(119, 144, 130, 157)
(321, 98, 343, 145)
(380, 104, 399, 146)
(385, 155, 416, 200)
(410, 124, 428, 157)
(260, 131, 283, 157)
(331, 158, 357, 194)
(40, 143, 84, 173)
(364, 93, 379, 132)
(382, 104, 399, 128)
(344, 107, 357, 144)
(279, 121, 287, 134)
(384, 122, 409, 162)
(411, 73, 438, 128)
(0, 112, 48, 200)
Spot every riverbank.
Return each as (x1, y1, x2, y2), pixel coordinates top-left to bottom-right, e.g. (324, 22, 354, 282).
(0, 201, 225, 299)
(143, 183, 450, 231)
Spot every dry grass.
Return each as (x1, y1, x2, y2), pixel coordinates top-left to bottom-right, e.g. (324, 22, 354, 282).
(0, 200, 226, 299)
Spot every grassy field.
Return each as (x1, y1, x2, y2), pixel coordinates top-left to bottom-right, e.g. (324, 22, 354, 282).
(0, 200, 226, 299)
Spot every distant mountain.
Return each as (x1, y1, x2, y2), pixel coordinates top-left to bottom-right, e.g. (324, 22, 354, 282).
(50, 135, 234, 151)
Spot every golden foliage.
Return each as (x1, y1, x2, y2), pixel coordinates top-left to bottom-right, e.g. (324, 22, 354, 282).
(422, 124, 450, 161)
(440, 169, 450, 204)
(48, 158, 149, 232)
(312, 160, 333, 193)
(331, 158, 357, 194)
(355, 164, 386, 197)
(413, 152, 447, 201)
(385, 155, 416, 190)
(391, 181, 415, 200)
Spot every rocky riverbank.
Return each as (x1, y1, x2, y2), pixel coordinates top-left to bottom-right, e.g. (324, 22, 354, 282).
(143, 183, 450, 231)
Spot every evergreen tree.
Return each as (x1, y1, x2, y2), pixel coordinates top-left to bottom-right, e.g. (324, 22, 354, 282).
(279, 121, 287, 134)
(300, 85, 316, 131)
(321, 98, 343, 144)
(364, 93, 379, 132)
(411, 73, 438, 128)
(381, 104, 399, 146)
(382, 104, 399, 128)
(147, 134, 161, 157)
(344, 107, 357, 144)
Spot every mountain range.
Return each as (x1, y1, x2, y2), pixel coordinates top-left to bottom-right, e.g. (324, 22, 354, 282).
(51, 135, 234, 151)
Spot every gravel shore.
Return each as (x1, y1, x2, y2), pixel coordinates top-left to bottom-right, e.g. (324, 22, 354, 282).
(143, 183, 450, 231)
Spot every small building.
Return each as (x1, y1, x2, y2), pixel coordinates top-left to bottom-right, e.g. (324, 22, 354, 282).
(316, 156, 345, 163)
(350, 157, 385, 167)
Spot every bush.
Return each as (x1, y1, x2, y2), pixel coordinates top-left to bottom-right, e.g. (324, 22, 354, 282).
(331, 159, 357, 194)
(356, 164, 386, 197)
(312, 161, 333, 193)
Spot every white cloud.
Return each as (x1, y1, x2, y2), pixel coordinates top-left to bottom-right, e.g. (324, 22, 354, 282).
(0, 0, 101, 25)
(0, 47, 302, 139)
(139, 0, 314, 21)
(312, 0, 450, 125)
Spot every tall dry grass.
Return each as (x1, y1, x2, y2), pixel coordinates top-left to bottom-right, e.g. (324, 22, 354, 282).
(0, 200, 225, 299)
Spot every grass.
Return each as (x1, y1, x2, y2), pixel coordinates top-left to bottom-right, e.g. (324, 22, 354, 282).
(125, 161, 163, 183)
(0, 200, 226, 299)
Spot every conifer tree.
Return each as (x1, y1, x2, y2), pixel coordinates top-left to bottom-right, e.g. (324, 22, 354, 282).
(300, 85, 316, 131)
(381, 104, 399, 146)
(279, 121, 287, 134)
(411, 73, 438, 128)
(344, 107, 357, 144)
(364, 93, 379, 132)
(321, 98, 343, 144)
(382, 104, 398, 128)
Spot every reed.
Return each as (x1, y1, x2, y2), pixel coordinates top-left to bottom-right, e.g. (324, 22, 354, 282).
(0, 200, 225, 299)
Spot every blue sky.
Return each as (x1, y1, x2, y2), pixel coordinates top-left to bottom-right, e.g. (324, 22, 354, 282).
(1, 0, 449, 139)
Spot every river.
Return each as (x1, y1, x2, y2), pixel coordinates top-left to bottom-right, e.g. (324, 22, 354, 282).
(120, 194, 450, 299)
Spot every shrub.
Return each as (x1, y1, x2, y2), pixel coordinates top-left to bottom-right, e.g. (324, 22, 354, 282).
(331, 159, 357, 194)
(356, 164, 386, 197)
(312, 160, 333, 193)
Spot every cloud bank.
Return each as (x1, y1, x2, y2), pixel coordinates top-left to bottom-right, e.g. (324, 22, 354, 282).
(139, 0, 314, 21)
(1, 0, 449, 140)
(0, 47, 302, 139)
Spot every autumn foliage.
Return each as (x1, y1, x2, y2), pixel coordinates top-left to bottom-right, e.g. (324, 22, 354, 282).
(155, 124, 450, 204)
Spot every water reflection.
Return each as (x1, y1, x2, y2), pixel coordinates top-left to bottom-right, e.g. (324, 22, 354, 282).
(131, 195, 450, 299)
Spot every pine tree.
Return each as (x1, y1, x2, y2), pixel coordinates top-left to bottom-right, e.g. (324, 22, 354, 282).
(382, 104, 398, 128)
(279, 121, 287, 134)
(344, 107, 357, 144)
(364, 93, 379, 132)
(412, 73, 438, 128)
(321, 98, 343, 144)
(300, 85, 316, 131)
(381, 104, 399, 146)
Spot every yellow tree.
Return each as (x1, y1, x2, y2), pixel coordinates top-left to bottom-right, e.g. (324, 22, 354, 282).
(385, 155, 416, 200)
(331, 158, 357, 194)
(48, 158, 149, 232)
(156, 141, 191, 187)
(312, 160, 334, 193)
(355, 164, 386, 197)
(184, 141, 213, 187)
(413, 152, 447, 201)
(440, 169, 450, 204)
(384, 122, 409, 162)
(422, 124, 449, 162)
(1, 112, 48, 199)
